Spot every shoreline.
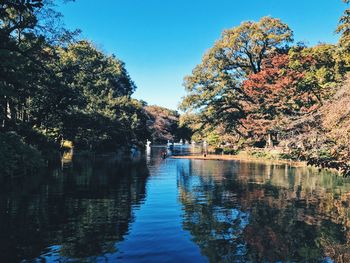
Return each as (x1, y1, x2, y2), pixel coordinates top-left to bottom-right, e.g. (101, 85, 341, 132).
(171, 154, 307, 167)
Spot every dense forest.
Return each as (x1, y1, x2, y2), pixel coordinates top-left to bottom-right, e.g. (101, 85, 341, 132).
(180, 0, 350, 175)
(2, 0, 350, 178)
(0, 0, 188, 178)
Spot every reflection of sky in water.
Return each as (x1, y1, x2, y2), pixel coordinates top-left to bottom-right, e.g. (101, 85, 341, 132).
(211, 208, 250, 238)
(2, 149, 350, 262)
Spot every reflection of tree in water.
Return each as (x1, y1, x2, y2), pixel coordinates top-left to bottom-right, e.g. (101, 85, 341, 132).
(0, 155, 149, 262)
(178, 160, 350, 262)
(178, 160, 250, 262)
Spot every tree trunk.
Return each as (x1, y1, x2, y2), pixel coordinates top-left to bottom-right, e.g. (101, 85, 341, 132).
(266, 133, 273, 148)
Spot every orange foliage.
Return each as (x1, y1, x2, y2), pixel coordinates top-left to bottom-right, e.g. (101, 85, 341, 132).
(240, 53, 317, 138)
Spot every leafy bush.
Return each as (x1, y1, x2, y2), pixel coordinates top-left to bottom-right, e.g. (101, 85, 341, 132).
(214, 147, 239, 155)
(250, 151, 275, 159)
(223, 147, 239, 155)
(279, 153, 294, 160)
(0, 132, 44, 179)
(214, 147, 223, 154)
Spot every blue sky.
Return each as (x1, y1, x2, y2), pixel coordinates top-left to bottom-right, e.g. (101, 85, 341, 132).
(57, 0, 345, 110)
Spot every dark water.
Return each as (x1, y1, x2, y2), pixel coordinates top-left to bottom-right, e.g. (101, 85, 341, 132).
(1, 147, 350, 262)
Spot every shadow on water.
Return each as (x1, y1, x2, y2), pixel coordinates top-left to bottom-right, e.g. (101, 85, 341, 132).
(177, 160, 350, 262)
(0, 154, 149, 262)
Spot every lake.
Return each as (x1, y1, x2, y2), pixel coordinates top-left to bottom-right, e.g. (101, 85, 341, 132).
(1, 147, 350, 262)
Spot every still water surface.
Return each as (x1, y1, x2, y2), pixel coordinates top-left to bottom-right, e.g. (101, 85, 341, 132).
(1, 147, 350, 262)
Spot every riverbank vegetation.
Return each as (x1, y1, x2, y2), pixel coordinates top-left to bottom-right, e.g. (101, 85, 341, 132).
(2, 0, 350, 178)
(180, 0, 350, 175)
(0, 1, 188, 179)
(145, 105, 192, 144)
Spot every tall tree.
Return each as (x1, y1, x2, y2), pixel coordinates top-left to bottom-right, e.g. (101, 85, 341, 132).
(56, 41, 147, 149)
(0, 0, 43, 129)
(0, 0, 77, 133)
(241, 53, 304, 142)
(180, 17, 293, 135)
(0, 0, 151, 161)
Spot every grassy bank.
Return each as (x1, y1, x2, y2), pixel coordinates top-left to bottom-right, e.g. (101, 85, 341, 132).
(173, 148, 349, 175)
(172, 150, 307, 167)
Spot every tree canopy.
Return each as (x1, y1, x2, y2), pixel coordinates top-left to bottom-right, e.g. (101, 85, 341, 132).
(179, 1, 350, 174)
(180, 17, 293, 134)
(0, 0, 154, 177)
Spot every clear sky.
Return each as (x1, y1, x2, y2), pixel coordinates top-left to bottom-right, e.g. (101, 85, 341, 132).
(57, 0, 345, 110)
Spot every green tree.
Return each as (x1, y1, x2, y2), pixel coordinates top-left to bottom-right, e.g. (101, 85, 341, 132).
(180, 17, 293, 139)
(336, 0, 350, 69)
(56, 41, 149, 150)
(0, 1, 151, 177)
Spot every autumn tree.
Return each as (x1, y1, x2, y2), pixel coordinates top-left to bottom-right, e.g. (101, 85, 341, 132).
(145, 105, 192, 144)
(180, 17, 293, 141)
(181, 15, 347, 149)
(241, 53, 304, 145)
(242, 42, 345, 146)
